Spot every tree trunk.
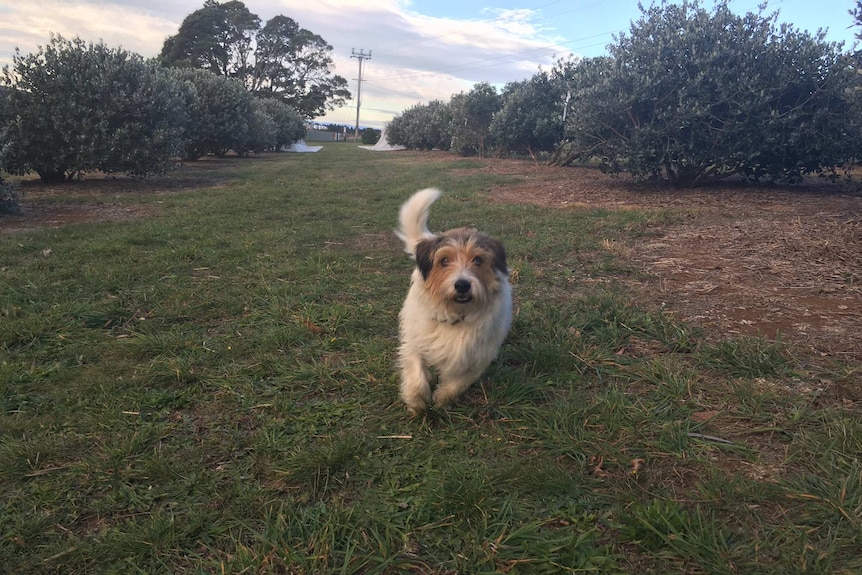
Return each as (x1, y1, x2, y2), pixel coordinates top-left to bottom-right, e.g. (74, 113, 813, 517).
(36, 169, 68, 183)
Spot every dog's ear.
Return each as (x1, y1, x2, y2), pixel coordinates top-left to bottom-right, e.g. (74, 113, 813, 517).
(482, 236, 508, 275)
(414, 238, 437, 280)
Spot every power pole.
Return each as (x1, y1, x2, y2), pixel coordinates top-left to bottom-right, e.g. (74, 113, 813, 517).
(351, 48, 372, 142)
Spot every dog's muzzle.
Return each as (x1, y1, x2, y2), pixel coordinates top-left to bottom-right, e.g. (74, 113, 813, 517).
(453, 279, 472, 303)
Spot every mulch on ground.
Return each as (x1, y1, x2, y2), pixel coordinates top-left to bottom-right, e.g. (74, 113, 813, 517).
(487, 161, 861, 364)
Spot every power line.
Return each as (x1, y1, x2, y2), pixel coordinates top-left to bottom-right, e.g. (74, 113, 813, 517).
(367, 30, 619, 83)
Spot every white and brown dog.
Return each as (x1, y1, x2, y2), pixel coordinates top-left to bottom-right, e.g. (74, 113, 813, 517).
(395, 188, 512, 416)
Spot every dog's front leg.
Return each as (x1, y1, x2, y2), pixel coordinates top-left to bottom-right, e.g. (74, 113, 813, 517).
(432, 370, 482, 409)
(399, 353, 431, 416)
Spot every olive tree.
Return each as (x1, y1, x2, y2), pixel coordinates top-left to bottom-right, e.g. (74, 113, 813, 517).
(449, 83, 501, 157)
(166, 68, 254, 159)
(244, 101, 278, 154)
(490, 70, 567, 158)
(563, 1, 858, 186)
(255, 98, 306, 150)
(387, 100, 452, 151)
(0, 95, 20, 211)
(1, 36, 186, 182)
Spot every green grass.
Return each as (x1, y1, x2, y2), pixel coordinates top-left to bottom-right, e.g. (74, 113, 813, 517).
(1, 144, 860, 573)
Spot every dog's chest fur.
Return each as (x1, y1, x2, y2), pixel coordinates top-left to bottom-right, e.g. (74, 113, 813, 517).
(399, 271, 512, 376)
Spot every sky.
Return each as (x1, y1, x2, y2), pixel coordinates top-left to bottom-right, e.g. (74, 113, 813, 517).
(0, 0, 858, 129)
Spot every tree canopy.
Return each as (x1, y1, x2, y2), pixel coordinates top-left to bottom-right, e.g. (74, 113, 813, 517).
(158, 0, 259, 77)
(159, 0, 350, 119)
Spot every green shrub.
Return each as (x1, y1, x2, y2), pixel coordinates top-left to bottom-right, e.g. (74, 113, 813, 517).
(165, 68, 254, 159)
(1, 36, 186, 182)
(449, 83, 500, 157)
(560, 1, 859, 186)
(360, 128, 380, 145)
(491, 71, 566, 158)
(256, 98, 306, 150)
(388, 100, 453, 151)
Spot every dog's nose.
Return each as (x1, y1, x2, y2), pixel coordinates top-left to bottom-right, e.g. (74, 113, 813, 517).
(454, 279, 471, 294)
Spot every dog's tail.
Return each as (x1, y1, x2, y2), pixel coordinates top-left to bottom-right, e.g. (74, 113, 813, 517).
(396, 188, 441, 255)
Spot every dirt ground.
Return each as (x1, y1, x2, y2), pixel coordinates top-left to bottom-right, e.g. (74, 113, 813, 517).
(487, 161, 861, 366)
(0, 167, 232, 233)
(3, 157, 860, 367)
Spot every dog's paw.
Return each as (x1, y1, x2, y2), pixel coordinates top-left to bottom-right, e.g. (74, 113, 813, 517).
(403, 397, 427, 417)
(406, 405, 425, 418)
(432, 388, 455, 410)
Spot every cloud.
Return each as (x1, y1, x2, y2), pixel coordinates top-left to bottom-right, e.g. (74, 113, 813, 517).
(0, 2, 177, 61)
(0, 0, 572, 128)
(482, 8, 546, 37)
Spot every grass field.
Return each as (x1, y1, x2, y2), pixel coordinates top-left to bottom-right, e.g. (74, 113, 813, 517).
(2, 144, 860, 573)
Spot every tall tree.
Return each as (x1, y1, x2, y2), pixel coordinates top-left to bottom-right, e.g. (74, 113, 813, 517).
(251, 16, 350, 118)
(159, 1, 349, 118)
(159, 0, 259, 77)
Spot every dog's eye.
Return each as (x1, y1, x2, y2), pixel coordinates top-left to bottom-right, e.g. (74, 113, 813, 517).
(472, 256, 484, 266)
(440, 257, 450, 267)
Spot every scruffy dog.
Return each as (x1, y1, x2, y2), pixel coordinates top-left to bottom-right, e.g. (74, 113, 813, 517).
(395, 188, 512, 415)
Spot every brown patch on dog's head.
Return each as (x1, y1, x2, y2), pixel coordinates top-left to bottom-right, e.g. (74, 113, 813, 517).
(414, 236, 440, 281)
(474, 233, 507, 277)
